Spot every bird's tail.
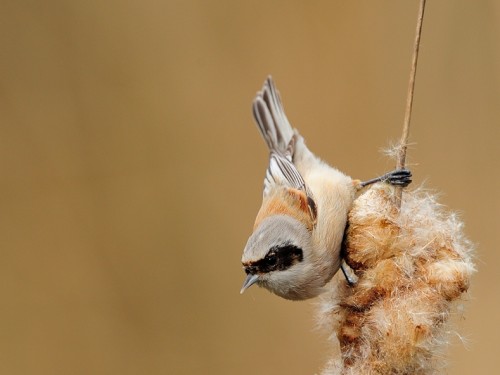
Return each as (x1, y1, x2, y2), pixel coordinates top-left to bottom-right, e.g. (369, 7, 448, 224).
(252, 77, 295, 155)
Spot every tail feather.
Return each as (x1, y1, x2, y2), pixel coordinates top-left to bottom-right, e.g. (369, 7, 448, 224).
(252, 76, 312, 200)
(252, 77, 294, 155)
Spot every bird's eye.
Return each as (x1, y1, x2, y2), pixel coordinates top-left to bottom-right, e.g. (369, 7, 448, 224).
(265, 253, 277, 266)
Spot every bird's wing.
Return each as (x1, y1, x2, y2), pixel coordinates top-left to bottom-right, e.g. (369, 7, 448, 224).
(263, 150, 307, 196)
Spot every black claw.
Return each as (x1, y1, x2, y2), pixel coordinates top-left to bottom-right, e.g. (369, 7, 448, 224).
(360, 169, 412, 188)
(384, 169, 412, 187)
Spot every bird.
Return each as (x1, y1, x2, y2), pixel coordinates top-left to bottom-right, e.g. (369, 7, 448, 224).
(240, 77, 411, 300)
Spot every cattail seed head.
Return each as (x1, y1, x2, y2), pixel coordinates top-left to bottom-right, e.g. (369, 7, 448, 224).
(319, 184, 475, 374)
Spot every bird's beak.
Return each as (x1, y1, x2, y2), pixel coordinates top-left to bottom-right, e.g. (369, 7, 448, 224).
(240, 274, 259, 294)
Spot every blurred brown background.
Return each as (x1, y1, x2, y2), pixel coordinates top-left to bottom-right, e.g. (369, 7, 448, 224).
(0, 1, 498, 374)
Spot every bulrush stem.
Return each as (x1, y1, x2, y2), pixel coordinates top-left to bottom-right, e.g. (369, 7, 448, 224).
(395, 0, 426, 207)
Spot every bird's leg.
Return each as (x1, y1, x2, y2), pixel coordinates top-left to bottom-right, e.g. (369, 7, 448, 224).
(358, 169, 412, 189)
(340, 261, 358, 286)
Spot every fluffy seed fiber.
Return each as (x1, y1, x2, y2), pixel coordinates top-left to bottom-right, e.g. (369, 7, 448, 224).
(319, 184, 475, 374)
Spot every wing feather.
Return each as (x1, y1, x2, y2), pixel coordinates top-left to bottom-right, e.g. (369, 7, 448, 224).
(263, 152, 307, 196)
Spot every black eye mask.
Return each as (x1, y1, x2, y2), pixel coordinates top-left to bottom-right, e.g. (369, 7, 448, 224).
(246, 243, 303, 274)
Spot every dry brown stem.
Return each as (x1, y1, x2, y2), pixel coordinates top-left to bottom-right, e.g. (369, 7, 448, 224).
(395, 0, 426, 206)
